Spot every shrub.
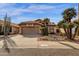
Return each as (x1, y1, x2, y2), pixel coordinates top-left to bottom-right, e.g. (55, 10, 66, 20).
(41, 26, 48, 36)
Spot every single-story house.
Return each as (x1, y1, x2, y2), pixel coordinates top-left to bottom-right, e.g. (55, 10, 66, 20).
(0, 20, 61, 35)
(19, 20, 58, 35)
(0, 20, 20, 34)
(19, 21, 43, 35)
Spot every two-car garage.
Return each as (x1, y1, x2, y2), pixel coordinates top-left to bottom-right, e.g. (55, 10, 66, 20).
(19, 21, 42, 36)
(21, 27, 40, 36)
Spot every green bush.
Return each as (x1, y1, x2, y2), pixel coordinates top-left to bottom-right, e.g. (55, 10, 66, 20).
(41, 26, 48, 36)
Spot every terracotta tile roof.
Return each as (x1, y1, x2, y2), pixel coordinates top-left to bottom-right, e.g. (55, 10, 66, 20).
(19, 21, 43, 26)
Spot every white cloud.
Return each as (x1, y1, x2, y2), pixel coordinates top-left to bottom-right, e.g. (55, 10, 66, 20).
(11, 4, 55, 14)
(0, 4, 55, 17)
(27, 5, 54, 10)
(12, 16, 37, 23)
(0, 3, 78, 24)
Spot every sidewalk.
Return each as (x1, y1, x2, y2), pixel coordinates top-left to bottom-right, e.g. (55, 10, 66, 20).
(59, 41, 79, 49)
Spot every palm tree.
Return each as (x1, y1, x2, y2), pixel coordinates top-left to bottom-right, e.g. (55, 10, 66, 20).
(73, 20, 79, 38)
(62, 8, 77, 40)
(58, 20, 70, 39)
(77, 3, 79, 36)
(58, 19, 79, 40)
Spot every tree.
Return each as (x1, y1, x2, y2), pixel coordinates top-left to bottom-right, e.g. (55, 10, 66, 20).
(58, 8, 78, 40)
(0, 24, 2, 34)
(43, 18, 50, 26)
(41, 18, 50, 36)
(0, 25, 4, 35)
(35, 19, 42, 23)
(4, 14, 11, 35)
(73, 20, 79, 38)
(62, 8, 76, 40)
(3, 14, 11, 52)
(58, 20, 70, 38)
(36, 18, 50, 36)
(77, 3, 79, 36)
(2, 14, 16, 53)
(58, 20, 79, 40)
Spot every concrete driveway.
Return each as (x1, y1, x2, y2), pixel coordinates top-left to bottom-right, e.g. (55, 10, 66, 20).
(1, 35, 79, 55)
(0, 34, 79, 49)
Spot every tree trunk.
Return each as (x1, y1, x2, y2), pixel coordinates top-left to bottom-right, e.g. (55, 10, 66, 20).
(69, 27, 73, 40)
(73, 26, 78, 39)
(67, 28, 70, 39)
(68, 19, 73, 40)
(63, 28, 69, 39)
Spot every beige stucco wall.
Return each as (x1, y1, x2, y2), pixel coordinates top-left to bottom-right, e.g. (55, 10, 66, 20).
(59, 28, 65, 34)
(11, 26, 19, 34)
(48, 26, 54, 33)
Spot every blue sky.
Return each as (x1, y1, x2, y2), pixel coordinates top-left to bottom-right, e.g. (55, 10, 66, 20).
(0, 3, 78, 24)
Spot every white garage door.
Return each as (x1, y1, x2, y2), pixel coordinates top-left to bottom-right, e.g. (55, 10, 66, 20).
(22, 27, 39, 35)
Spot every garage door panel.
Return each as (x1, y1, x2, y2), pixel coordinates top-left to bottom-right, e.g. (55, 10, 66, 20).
(22, 28, 39, 35)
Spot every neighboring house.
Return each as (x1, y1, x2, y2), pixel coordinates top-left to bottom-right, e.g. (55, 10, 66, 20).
(0, 20, 3, 34)
(0, 20, 20, 34)
(10, 23, 20, 34)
